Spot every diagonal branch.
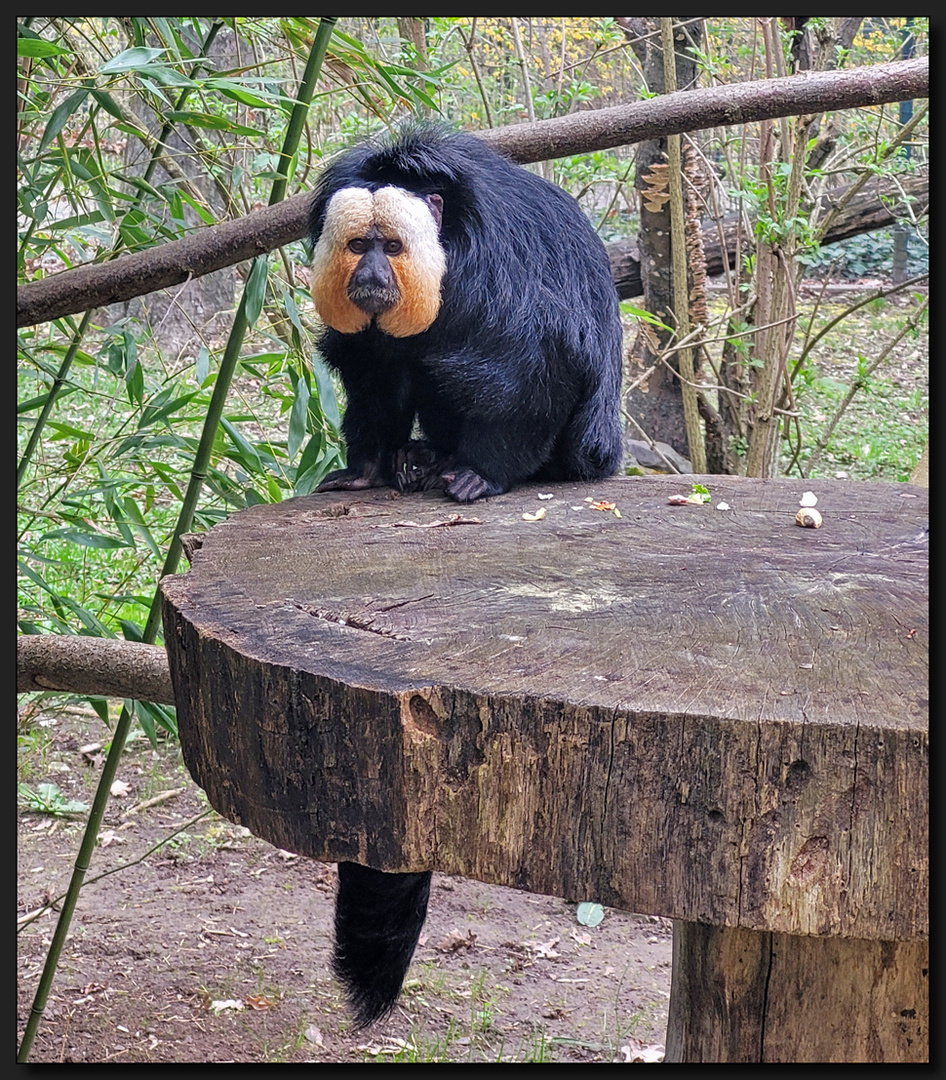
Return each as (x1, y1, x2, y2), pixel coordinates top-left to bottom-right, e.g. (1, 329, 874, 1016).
(17, 56, 927, 329)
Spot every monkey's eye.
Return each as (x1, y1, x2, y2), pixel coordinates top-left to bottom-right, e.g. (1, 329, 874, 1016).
(383, 239, 403, 256)
(348, 238, 369, 255)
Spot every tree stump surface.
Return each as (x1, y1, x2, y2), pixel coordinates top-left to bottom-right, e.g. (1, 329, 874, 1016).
(160, 474, 928, 1061)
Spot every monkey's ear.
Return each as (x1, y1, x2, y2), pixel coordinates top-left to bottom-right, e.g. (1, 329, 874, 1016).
(423, 194, 443, 232)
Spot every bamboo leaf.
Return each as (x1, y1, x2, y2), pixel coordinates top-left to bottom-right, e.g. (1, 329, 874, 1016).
(41, 528, 130, 550)
(18, 387, 78, 414)
(38, 89, 90, 154)
(220, 417, 264, 474)
(97, 47, 167, 75)
(204, 77, 285, 109)
(288, 370, 310, 460)
(89, 88, 126, 121)
(244, 258, 269, 330)
(134, 700, 178, 740)
(311, 356, 341, 431)
(295, 436, 343, 495)
(177, 189, 216, 226)
(165, 110, 238, 131)
(194, 346, 210, 386)
(87, 697, 112, 725)
(44, 420, 97, 441)
(120, 497, 162, 559)
(125, 359, 144, 407)
(18, 39, 72, 58)
(138, 391, 200, 430)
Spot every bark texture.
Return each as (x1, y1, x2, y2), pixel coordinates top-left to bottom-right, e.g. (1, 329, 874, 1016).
(665, 921, 928, 1062)
(17, 635, 174, 705)
(160, 476, 927, 1062)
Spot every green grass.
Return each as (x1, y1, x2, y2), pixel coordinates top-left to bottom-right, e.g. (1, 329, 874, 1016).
(788, 373, 927, 481)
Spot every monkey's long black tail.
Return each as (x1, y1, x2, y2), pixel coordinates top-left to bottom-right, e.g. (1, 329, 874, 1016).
(332, 861, 432, 1029)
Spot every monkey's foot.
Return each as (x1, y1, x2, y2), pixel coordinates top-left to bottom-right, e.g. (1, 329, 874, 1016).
(442, 468, 506, 503)
(316, 466, 385, 492)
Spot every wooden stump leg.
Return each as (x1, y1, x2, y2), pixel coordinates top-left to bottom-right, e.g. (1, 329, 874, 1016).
(664, 921, 928, 1063)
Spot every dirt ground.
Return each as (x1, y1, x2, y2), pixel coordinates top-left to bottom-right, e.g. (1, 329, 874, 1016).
(17, 704, 671, 1064)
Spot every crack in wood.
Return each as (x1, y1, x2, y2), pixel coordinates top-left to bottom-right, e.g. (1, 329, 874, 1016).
(287, 600, 410, 641)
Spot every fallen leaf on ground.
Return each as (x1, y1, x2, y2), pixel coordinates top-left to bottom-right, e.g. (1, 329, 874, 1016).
(434, 928, 477, 953)
(616, 1039, 665, 1063)
(531, 937, 561, 959)
(244, 994, 277, 1010)
(209, 999, 244, 1014)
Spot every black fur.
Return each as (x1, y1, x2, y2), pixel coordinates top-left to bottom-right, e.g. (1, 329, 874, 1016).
(310, 125, 625, 1028)
(332, 863, 432, 1029)
(309, 123, 624, 503)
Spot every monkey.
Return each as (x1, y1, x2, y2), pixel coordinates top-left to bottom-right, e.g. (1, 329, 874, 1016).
(308, 122, 624, 505)
(307, 124, 625, 1029)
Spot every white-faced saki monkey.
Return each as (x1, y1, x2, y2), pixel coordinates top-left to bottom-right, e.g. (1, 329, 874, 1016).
(309, 123, 624, 505)
(307, 124, 625, 1028)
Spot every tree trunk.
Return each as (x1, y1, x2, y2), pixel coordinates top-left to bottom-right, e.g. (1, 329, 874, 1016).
(396, 17, 428, 68)
(720, 18, 866, 478)
(666, 921, 928, 1063)
(157, 479, 929, 1063)
(620, 18, 704, 460)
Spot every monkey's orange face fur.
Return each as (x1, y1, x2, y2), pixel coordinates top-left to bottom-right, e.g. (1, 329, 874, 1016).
(311, 186, 446, 338)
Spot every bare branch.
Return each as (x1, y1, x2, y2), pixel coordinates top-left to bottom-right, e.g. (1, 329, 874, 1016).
(17, 635, 175, 706)
(479, 56, 927, 162)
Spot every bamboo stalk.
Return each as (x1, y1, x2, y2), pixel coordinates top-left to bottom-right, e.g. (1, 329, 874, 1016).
(662, 19, 705, 473)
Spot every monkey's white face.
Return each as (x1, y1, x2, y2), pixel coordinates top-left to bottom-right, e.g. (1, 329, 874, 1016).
(311, 186, 446, 337)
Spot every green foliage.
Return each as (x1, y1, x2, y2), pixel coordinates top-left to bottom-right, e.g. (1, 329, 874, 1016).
(782, 294, 928, 482)
(18, 782, 90, 817)
(801, 228, 929, 281)
(17, 17, 352, 738)
(788, 360, 927, 482)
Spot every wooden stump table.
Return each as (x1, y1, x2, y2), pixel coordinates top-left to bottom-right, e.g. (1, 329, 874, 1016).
(160, 475, 928, 1063)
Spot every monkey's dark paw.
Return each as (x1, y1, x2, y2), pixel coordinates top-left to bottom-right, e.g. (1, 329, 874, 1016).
(442, 468, 505, 503)
(394, 441, 453, 493)
(316, 467, 383, 492)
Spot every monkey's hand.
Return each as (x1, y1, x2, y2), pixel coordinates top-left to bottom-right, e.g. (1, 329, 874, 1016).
(442, 468, 506, 503)
(393, 440, 453, 493)
(316, 463, 386, 492)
